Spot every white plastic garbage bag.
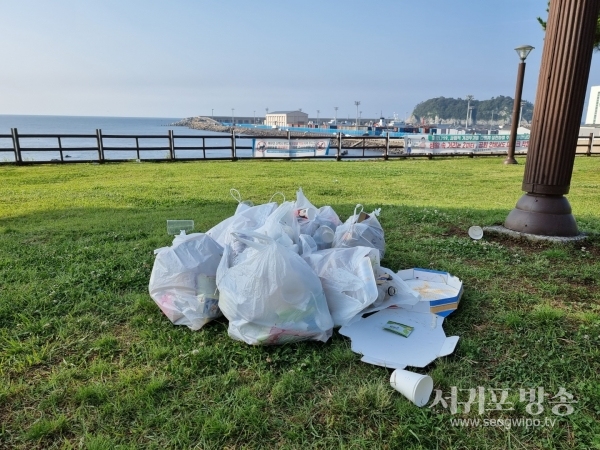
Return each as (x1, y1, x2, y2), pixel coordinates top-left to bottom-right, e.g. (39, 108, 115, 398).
(333, 204, 386, 259)
(315, 205, 342, 232)
(294, 187, 320, 235)
(373, 266, 420, 308)
(206, 202, 277, 247)
(149, 232, 224, 330)
(294, 188, 342, 237)
(216, 232, 334, 345)
(343, 266, 421, 326)
(304, 246, 380, 326)
(253, 201, 300, 249)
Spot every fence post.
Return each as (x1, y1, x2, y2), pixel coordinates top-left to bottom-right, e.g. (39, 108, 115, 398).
(96, 129, 105, 163)
(11, 128, 22, 165)
(58, 136, 64, 162)
(587, 132, 593, 156)
(337, 132, 342, 161)
(168, 130, 175, 160)
(231, 130, 237, 161)
(135, 137, 140, 161)
(384, 133, 389, 160)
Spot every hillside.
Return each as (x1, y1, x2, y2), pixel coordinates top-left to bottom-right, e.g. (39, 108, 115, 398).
(412, 96, 533, 125)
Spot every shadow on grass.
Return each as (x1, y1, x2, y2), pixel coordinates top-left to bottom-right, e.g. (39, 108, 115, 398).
(1, 203, 599, 448)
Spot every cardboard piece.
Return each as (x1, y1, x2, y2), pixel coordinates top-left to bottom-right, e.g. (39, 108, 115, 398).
(397, 268, 463, 317)
(339, 307, 459, 370)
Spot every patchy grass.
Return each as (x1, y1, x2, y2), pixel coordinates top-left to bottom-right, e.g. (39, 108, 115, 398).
(1, 157, 599, 449)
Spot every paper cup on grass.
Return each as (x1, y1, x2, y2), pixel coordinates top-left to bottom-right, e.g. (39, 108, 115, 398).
(390, 369, 433, 407)
(468, 226, 484, 240)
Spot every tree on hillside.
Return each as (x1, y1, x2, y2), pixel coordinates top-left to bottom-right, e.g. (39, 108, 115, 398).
(412, 96, 533, 124)
(538, 2, 600, 51)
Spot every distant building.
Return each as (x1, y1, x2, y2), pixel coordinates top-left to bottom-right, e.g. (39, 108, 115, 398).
(265, 111, 308, 127)
(585, 86, 600, 124)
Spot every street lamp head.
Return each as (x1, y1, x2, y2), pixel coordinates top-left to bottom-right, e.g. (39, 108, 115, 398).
(515, 45, 534, 61)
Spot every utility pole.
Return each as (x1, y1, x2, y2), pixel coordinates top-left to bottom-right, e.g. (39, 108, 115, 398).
(355, 101, 361, 128)
(466, 95, 474, 128)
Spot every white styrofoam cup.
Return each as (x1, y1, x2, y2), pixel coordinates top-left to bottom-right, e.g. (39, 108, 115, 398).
(389, 369, 434, 407)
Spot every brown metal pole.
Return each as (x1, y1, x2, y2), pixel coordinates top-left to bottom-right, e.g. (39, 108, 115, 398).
(504, 61, 526, 164)
(504, 0, 600, 236)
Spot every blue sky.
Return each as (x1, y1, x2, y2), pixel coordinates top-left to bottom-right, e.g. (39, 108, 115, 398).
(1, 0, 599, 119)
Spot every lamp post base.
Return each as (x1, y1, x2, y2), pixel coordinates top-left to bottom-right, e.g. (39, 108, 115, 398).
(504, 193, 578, 237)
(503, 157, 518, 165)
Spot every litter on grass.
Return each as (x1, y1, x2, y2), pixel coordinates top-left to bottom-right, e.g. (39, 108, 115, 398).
(397, 268, 463, 317)
(166, 220, 194, 235)
(149, 188, 464, 406)
(339, 307, 459, 370)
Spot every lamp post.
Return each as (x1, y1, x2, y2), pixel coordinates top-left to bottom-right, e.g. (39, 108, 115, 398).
(317, 110, 320, 126)
(265, 107, 268, 126)
(465, 95, 474, 129)
(355, 101, 360, 128)
(468, 106, 474, 131)
(504, 44, 534, 165)
(231, 108, 235, 126)
(334, 106, 338, 124)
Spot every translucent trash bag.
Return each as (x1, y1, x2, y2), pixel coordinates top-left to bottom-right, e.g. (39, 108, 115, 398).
(332, 204, 386, 259)
(149, 232, 224, 330)
(304, 246, 380, 326)
(216, 231, 334, 345)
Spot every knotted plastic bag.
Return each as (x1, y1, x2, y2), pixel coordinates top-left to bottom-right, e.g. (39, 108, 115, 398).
(216, 232, 334, 345)
(332, 204, 386, 259)
(149, 232, 223, 330)
(304, 246, 380, 326)
(294, 187, 342, 239)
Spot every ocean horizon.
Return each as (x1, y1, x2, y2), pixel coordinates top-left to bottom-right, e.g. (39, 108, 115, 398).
(0, 114, 236, 162)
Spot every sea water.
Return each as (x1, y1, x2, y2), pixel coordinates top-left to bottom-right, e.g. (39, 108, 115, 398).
(0, 115, 238, 162)
(0, 115, 382, 162)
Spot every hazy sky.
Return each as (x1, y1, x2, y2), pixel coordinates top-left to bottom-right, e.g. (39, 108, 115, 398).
(2, 0, 599, 119)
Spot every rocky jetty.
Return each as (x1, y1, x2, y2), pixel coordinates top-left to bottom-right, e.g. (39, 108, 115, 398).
(171, 117, 405, 152)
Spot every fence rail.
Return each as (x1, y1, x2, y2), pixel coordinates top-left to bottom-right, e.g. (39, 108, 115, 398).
(1, 128, 598, 165)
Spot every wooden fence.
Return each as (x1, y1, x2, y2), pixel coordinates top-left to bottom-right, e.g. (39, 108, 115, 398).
(1, 128, 598, 164)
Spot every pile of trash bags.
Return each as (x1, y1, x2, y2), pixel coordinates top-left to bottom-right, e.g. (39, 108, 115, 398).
(149, 188, 420, 344)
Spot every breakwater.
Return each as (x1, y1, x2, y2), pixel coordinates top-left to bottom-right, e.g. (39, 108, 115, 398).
(171, 116, 400, 151)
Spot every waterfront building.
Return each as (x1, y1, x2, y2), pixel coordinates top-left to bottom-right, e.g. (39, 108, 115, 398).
(264, 111, 309, 127)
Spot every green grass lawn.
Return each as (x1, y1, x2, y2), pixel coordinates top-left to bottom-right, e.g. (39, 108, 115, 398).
(1, 157, 599, 449)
